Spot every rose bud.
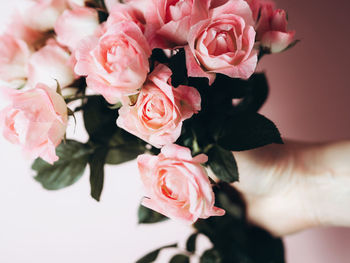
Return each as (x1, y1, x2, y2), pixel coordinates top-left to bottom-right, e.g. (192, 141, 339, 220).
(186, 0, 258, 84)
(74, 21, 151, 104)
(137, 144, 225, 223)
(0, 83, 68, 164)
(256, 4, 295, 53)
(117, 64, 201, 148)
(245, 0, 275, 22)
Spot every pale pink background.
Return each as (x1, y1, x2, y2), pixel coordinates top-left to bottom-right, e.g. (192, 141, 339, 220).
(0, 0, 350, 262)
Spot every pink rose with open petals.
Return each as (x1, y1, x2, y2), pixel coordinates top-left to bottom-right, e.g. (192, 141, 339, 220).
(186, 0, 258, 84)
(0, 84, 68, 164)
(256, 4, 295, 53)
(75, 21, 151, 104)
(0, 34, 31, 84)
(142, 0, 194, 48)
(55, 7, 99, 50)
(28, 40, 75, 88)
(117, 64, 201, 148)
(137, 144, 225, 223)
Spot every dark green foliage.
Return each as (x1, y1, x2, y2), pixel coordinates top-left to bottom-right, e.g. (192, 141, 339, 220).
(217, 112, 283, 151)
(207, 145, 239, 183)
(194, 183, 285, 263)
(83, 96, 149, 200)
(175, 64, 280, 158)
(136, 244, 178, 263)
(83, 96, 118, 144)
(138, 204, 168, 224)
(186, 233, 198, 253)
(169, 254, 190, 263)
(89, 147, 108, 201)
(33, 140, 92, 190)
(200, 249, 222, 263)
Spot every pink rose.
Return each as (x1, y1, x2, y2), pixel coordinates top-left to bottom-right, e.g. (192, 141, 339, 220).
(104, 0, 122, 12)
(0, 84, 68, 164)
(18, 0, 68, 31)
(256, 4, 295, 53)
(186, 0, 258, 84)
(0, 34, 31, 84)
(74, 21, 151, 104)
(117, 64, 201, 148)
(55, 7, 99, 50)
(137, 144, 225, 223)
(245, 0, 275, 21)
(28, 40, 75, 88)
(5, 10, 45, 47)
(107, 3, 147, 33)
(142, 0, 194, 48)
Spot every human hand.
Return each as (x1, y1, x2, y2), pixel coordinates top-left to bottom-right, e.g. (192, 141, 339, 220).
(231, 140, 350, 236)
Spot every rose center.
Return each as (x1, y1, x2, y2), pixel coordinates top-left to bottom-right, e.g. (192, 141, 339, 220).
(103, 39, 136, 72)
(165, 0, 192, 23)
(206, 28, 237, 56)
(160, 170, 188, 202)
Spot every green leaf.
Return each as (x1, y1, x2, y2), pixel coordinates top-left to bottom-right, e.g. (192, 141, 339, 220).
(194, 182, 285, 263)
(217, 112, 283, 151)
(282, 39, 300, 53)
(32, 140, 91, 190)
(106, 144, 144, 165)
(200, 249, 222, 263)
(207, 145, 239, 183)
(138, 204, 168, 224)
(89, 147, 108, 201)
(83, 97, 146, 165)
(106, 129, 146, 165)
(186, 233, 198, 253)
(169, 48, 187, 87)
(169, 254, 190, 263)
(238, 73, 269, 113)
(136, 243, 177, 263)
(83, 96, 118, 143)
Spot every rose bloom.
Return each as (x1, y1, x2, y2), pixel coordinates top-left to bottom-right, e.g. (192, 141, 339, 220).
(117, 64, 201, 148)
(4, 10, 45, 47)
(256, 3, 295, 53)
(55, 6, 100, 50)
(186, 0, 258, 84)
(0, 34, 31, 85)
(28, 40, 75, 89)
(140, 0, 194, 48)
(137, 144, 225, 223)
(17, 0, 68, 31)
(75, 21, 151, 104)
(107, 3, 147, 33)
(0, 83, 68, 164)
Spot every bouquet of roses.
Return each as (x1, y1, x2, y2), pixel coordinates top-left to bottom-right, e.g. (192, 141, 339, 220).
(0, 0, 296, 262)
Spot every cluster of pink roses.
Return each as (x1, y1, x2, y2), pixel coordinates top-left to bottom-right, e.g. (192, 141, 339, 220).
(0, 0, 294, 223)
